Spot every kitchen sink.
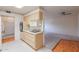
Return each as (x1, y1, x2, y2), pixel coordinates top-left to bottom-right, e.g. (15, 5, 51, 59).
(30, 29, 41, 33)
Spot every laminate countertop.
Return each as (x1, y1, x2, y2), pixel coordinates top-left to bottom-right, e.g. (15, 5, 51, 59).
(23, 30, 43, 35)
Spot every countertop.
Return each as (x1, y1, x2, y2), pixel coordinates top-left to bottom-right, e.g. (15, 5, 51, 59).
(23, 30, 43, 35)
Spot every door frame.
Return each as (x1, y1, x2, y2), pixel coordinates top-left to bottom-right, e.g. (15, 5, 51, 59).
(1, 15, 15, 43)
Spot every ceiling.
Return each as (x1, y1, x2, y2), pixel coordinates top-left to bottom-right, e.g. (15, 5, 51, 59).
(0, 6, 79, 15)
(43, 6, 79, 15)
(0, 6, 38, 15)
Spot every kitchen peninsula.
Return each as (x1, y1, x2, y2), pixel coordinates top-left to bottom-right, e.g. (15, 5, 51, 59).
(21, 8, 44, 50)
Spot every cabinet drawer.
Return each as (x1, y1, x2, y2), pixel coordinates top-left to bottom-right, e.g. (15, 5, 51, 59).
(24, 32, 35, 38)
(21, 32, 35, 42)
(21, 32, 43, 50)
(25, 36, 35, 43)
(21, 32, 25, 40)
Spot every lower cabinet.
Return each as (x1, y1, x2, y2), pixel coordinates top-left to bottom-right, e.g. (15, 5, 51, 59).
(21, 32, 43, 50)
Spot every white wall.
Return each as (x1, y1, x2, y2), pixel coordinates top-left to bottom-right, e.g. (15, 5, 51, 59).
(45, 12, 78, 37)
(15, 15, 23, 40)
(0, 11, 23, 40)
(0, 16, 2, 50)
(77, 14, 79, 36)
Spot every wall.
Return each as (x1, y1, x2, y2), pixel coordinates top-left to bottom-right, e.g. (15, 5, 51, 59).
(0, 11, 23, 40)
(0, 16, 2, 50)
(15, 15, 23, 40)
(77, 14, 79, 36)
(44, 11, 78, 38)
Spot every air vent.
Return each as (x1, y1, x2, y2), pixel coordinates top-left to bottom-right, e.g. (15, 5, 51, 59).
(6, 11, 11, 13)
(61, 12, 72, 15)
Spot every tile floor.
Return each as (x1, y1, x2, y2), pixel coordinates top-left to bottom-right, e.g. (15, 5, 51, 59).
(1, 33, 66, 52)
(2, 39, 52, 52)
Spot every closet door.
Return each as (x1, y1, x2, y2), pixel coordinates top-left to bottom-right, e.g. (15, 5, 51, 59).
(6, 17, 15, 35)
(1, 16, 15, 35)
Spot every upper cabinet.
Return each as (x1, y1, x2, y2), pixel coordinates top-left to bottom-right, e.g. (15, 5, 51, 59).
(23, 16, 29, 30)
(23, 8, 44, 31)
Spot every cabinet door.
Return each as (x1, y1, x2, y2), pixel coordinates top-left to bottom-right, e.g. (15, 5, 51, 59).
(29, 14, 34, 20)
(34, 11, 43, 20)
(34, 12, 39, 20)
(39, 11, 43, 20)
(23, 16, 29, 30)
(35, 33, 43, 49)
(22, 32, 35, 48)
(23, 16, 29, 25)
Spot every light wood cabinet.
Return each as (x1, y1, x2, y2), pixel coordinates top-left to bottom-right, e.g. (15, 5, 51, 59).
(21, 32, 43, 50)
(23, 9, 44, 31)
(23, 16, 29, 31)
(34, 11, 43, 20)
(21, 8, 44, 50)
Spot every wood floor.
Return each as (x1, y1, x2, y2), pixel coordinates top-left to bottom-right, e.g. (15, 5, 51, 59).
(2, 37, 15, 43)
(52, 39, 79, 52)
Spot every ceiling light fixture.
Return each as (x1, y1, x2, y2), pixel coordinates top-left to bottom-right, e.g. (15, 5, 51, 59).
(15, 6, 23, 8)
(61, 12, 72, 15)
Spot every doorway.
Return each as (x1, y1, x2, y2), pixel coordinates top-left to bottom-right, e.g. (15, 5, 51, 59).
(1, 16, 15, 50)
